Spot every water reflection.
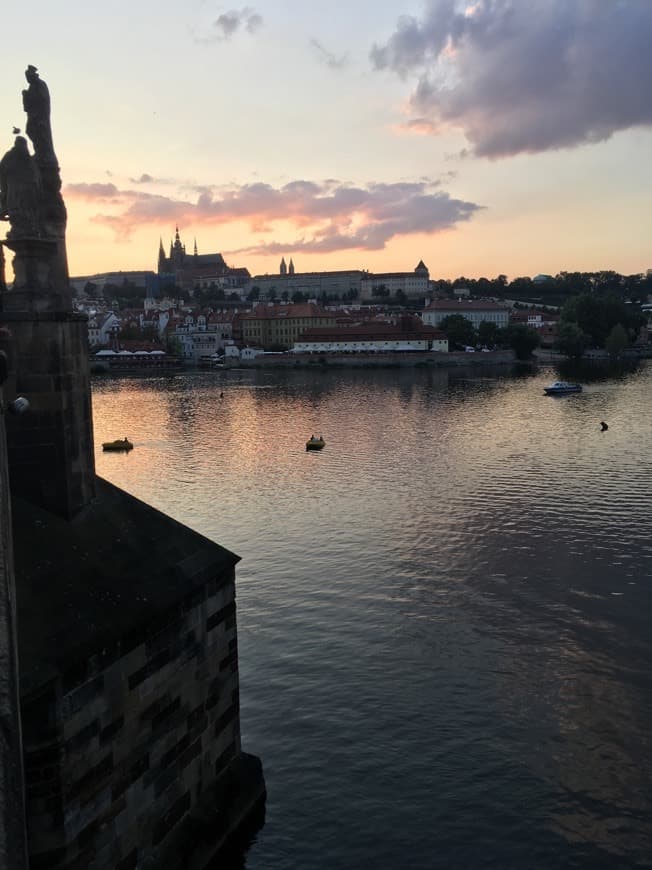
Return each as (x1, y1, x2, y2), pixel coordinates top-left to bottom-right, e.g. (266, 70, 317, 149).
(93, 364, 652, 870)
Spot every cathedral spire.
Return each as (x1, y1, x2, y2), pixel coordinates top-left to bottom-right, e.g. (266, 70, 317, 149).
(194, 238, 198, 257)
(158, 237, 166, 274)
(280, 257, 287, 275)
(289, 258, 295, 275)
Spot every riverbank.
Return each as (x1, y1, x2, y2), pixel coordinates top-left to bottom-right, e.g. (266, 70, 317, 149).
(225, 349, 516, 369)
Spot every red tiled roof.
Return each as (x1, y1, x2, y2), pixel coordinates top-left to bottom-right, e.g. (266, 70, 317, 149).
(241, 303, 330, 321)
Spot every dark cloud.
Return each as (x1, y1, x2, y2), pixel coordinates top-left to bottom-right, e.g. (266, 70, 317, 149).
(310, 38, 349, 70)
(66, 177, 482, 251)
(371, 0, 652, 157)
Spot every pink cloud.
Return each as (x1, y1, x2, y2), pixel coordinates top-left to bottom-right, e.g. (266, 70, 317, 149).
(65, 177, 482, 252)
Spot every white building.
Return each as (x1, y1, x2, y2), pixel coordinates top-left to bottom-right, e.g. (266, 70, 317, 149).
(422, 301, 510, 329)
(171, 313, 235, 363)
(292, 322, 448, 353)
(87, 311, 121, 347)
(359, 261, 430, 301)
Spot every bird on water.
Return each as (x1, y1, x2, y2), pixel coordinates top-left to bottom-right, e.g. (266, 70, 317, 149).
(600, 421, 608, 431)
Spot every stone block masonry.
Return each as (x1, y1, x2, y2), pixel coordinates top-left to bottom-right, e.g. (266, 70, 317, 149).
(13, 478, 265, 869)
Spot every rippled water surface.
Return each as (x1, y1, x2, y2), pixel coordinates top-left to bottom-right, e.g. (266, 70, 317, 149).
(93, 363, 652, 869)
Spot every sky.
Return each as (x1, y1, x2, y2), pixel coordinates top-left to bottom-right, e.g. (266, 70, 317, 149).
(1, 0, 651, 282)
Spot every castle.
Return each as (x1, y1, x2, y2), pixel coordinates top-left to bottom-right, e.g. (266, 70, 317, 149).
(157, 228, 250, 292)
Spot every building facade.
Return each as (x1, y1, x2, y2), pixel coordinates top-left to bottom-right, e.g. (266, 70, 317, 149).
(359, 261, 430, 301)
(422, 300, 510, 329)
(157, 229, 250, 293)
(240, 303, 336, 350)
(293, 322, 448, 353)
(246, 268, 366, 301)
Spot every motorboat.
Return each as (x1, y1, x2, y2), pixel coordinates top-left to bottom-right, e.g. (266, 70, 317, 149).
(102, 438, 134, 452)
(544, 381, 582, 395)
(306, 435, 325, 451)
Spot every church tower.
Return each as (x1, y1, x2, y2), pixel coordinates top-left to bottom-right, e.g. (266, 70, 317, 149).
(280, 257, 287, 275)
(172, 226, 185, 269)
(157, 237, 167, 274)
(289, 258, 295, 275)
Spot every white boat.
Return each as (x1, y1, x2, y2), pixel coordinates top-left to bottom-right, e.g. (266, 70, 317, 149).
(544, 381, 582, 395)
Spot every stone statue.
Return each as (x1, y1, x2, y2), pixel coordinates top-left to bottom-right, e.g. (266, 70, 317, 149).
(0, 136, 42, 239)
(22, 65, 57, 166)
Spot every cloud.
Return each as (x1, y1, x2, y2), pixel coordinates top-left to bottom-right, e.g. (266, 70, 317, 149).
(129, 173, 177, 185)
(66, 182, 120, 199)
(65, 177, 482, 251)
(194, 6, 263, 43)
(371, 0, 652, 157)
(310, 38, 349, 70)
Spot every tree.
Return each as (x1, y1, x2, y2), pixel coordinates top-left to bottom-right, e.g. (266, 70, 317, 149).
(439, 314, 476, 349)
(372, 284, 389, 298)
(555, 322, 590, 358)
(478, 321, 501, 348)
(605, 323, 628, 357)
(503, 324, 540, 359)
(291, 291, 306, 304)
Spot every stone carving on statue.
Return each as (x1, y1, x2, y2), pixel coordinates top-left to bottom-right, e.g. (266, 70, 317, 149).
(0, 136, 42, 239)
(22, 65, 57, 166)
(21, 65, 66, 240)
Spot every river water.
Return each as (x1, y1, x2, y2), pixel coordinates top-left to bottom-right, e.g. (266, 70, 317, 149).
(93, 363, 652, 870)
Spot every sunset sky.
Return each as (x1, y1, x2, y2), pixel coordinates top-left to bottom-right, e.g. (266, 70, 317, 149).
(1, 0, 651, 282)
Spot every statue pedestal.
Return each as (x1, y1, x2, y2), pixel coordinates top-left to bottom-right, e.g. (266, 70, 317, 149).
(1, 237, 72, 313)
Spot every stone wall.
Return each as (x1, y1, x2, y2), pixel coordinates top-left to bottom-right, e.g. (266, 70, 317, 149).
(23, 570, 242, 869)
(230, 349, 516, 369)
(13, 477, 264, 869)
(1, 313, 96, 520)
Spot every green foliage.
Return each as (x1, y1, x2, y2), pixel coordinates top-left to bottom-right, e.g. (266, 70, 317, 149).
(555, 322, 590, 358)
(605, 323, 629, 356)
(502, 324, 540, 359)
(439, 314, 477, 349)
(561, 293, 644, 347)
(196, 287, 226, 307)
(478, 321, 501, 347)
(166, 336, 182, 357)
(103, 281, 146, 309)
(291, 291, 306, 303)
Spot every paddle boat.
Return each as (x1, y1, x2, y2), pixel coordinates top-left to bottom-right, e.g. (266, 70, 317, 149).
(306, 434, 325, 451)
(102, 437, 134, 452)
(543, 381, 582, 395)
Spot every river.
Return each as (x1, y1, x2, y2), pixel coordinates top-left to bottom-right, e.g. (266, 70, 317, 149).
(92, 362, 652, 870)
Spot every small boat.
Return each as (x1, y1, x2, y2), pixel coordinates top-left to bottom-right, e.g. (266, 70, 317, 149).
(102, 438, 134, 452)
(306, 435, 325, 451)
(544, 381, 583, 395)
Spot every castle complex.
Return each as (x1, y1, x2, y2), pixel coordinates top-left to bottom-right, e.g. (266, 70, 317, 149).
(157, 228, 250, 293)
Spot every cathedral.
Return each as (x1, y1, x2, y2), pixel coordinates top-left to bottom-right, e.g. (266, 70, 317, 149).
(157, 228, 250, 292)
